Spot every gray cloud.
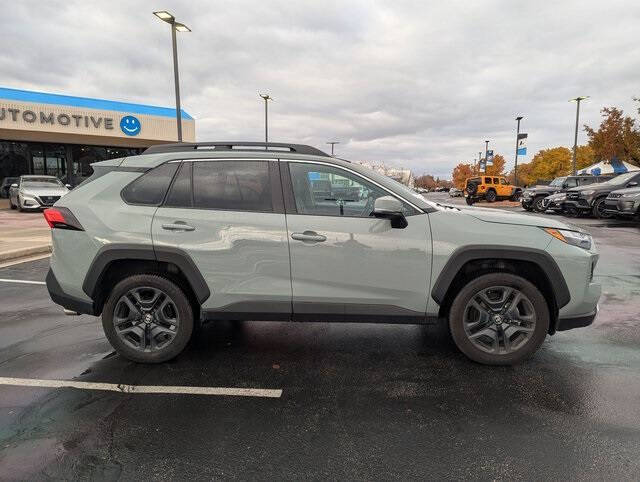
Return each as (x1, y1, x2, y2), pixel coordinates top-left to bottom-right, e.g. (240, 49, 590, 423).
(2, 0, 639, 177)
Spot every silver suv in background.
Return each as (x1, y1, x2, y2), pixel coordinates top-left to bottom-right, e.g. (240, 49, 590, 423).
(44, 142, 601, 366)
(9, 175, 70, 211)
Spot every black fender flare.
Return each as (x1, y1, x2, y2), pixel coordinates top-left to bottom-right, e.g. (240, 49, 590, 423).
(82, 244, 210, 304)
(430, 245, 571, 308)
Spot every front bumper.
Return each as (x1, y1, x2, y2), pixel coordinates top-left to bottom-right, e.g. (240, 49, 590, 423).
(562, 198, 592, 212)
(603, 197, 640, 216)
(46, 269, 97, 316)
(557, 306, 598, 331)
(521, 197, 534, 209)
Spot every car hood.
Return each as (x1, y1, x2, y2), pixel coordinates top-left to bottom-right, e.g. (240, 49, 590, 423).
(20, 186, 69, 196)
(462, 207, 578, 230)
(567, 184, 609, 193)
(611, 186, 640, 195)
(526, 185, 560, 193)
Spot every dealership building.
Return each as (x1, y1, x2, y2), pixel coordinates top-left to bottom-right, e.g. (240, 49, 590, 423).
(0, 86, 195, 185)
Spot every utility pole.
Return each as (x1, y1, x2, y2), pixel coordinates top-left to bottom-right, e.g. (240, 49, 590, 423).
(514, 116, 523, 185)
(478, 151, 482, 174)
(570, 96, 589, 175)
(327, 141, 340, 156)
(259, 93, 273, 148)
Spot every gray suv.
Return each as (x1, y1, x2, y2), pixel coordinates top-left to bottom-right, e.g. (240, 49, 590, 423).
(45, 142, 601, 365)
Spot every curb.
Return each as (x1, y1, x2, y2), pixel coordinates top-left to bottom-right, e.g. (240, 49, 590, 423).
(0, 244, 52, 262)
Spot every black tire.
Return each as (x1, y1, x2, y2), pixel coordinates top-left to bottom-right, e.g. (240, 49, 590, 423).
(510, 190, 522, 202)
(102, 274, 194, 363)
(593, 197, 613, 219)
(448, 273, 549, 366)
(9, 199, 16, 210)
(532, 196, 547, 212)
(485, 189, 497, 203)
(465, 196, 474, 206)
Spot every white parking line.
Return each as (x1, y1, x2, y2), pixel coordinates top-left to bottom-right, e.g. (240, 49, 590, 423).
(0, 376, 283, 398)
(0, 278, 46, 285)
(0, 253, 51, 269)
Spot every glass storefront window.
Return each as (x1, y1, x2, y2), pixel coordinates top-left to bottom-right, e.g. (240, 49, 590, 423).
(43, 144, 66, 178)
(0, 141, 30, 179)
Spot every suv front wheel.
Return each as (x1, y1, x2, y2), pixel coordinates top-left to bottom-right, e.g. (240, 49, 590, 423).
(448, 273, 549, 365)
(102, 274, 194, 363)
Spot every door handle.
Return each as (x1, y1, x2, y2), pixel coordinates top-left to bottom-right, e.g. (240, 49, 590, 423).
(291, 231, 327, 242)
(162, 222, 195, 232)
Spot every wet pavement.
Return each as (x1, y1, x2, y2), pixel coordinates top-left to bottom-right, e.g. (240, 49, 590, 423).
(0, 200, 639, 480)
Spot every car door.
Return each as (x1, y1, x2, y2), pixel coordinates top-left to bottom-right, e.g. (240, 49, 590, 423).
(282, 160, 432, 321)
(498, 178, 510, 196)
(151, 159, 292, 318)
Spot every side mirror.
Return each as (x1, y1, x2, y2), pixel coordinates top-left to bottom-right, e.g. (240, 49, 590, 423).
(627, 182, 638, 187)
(562, 182, 568, 189)
(10, 183, 18, 188)
(65, 184, 72, 189)
(372, 196, 407, 229)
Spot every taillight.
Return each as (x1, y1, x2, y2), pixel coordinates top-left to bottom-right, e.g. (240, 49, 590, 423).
(43, 208, 84, 231)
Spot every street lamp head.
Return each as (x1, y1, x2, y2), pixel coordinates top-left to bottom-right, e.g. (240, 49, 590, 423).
(516, 116, 523, 121)
(259, 93, 273, 101)
(570, 96, 590, 102)
(153, 11, 175, 23)
(174, 22, 191, 32)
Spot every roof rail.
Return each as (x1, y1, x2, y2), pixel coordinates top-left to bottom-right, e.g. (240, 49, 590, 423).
(143, 141, 331, 157)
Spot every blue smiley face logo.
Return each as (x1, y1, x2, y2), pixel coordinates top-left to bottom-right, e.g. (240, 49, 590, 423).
(120, 115, 141, 136)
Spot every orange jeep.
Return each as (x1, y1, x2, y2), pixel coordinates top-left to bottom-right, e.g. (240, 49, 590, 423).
(464, 176, 522, 205)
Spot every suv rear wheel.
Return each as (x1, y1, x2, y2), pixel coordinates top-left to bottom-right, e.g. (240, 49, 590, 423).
(593, 197, 613, 219)
(102, 274, 194, 363)
(448, 273, 549, 365)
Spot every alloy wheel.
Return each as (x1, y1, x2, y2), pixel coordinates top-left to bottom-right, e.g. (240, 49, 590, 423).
(462, 285, 537, 355)
(113, 286, 180, 352)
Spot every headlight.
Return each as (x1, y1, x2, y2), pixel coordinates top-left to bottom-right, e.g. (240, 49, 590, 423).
(543, 228, 592, 250)
(622, 192, 640, 198)
(580, 190, 595, 196)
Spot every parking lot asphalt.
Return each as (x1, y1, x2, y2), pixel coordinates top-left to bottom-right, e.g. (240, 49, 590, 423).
(0, 198, 639, 480)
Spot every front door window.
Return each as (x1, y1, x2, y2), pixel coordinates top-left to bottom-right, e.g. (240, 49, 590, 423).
(288, 162, 408, 217)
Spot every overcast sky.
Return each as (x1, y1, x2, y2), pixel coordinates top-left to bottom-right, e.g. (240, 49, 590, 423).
(2, 1, 639, 177)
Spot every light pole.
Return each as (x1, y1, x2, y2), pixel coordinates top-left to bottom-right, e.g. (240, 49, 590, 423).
(259, 94, 273, 147)
(154, 11, 191, 142)
(478, 151, 482, 174)
(484, 140, 489, 174)
(514, 116, 523, 185)
(570, 96, 589, 175)
(327, 141, 339, 156)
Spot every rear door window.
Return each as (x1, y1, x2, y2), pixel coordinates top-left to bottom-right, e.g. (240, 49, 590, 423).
(485, 177, 492, 184)
(165, 162, 192, 207)
(192, 161, 273, 212)
(122, 162, 179, 205)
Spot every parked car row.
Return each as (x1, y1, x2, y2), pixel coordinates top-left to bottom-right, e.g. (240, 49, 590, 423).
(521, 171, 640, 219)
(5, 175, 71, 211)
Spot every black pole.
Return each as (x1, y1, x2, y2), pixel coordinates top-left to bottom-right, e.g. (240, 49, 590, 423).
(484, 141, 489, 174)
(514, 116, 522, 185)
(264, 97, 268, 148)
(170, 22, 183, 142)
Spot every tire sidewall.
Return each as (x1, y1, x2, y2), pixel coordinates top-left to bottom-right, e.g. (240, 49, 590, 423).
(448, 273, 550, 365)
(486, 189, 496, 202)
(533, 196, 546, 212)
(593, 197, 612, 219)
(102, 274, 194, 363)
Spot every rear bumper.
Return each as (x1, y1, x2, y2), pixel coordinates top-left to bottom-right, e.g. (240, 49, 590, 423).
(46, 269, 97, 316)
(556, 306, 598, 331)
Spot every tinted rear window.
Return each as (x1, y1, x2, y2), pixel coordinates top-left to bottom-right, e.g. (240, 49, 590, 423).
(122, 163, 178, 205)
(192, 161, 272, 212)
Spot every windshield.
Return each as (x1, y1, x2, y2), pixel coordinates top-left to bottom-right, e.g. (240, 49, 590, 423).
(549, 177, 567, 187)
(22, 178, 63, 187)
(600, 172, 638, 185)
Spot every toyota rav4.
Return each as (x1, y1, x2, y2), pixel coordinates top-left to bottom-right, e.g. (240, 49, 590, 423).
(45, 142, 601, 366)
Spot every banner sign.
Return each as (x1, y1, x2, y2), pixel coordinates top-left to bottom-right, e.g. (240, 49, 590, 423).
(486, 150, 494, 165)
(517, 133, 528, 156)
